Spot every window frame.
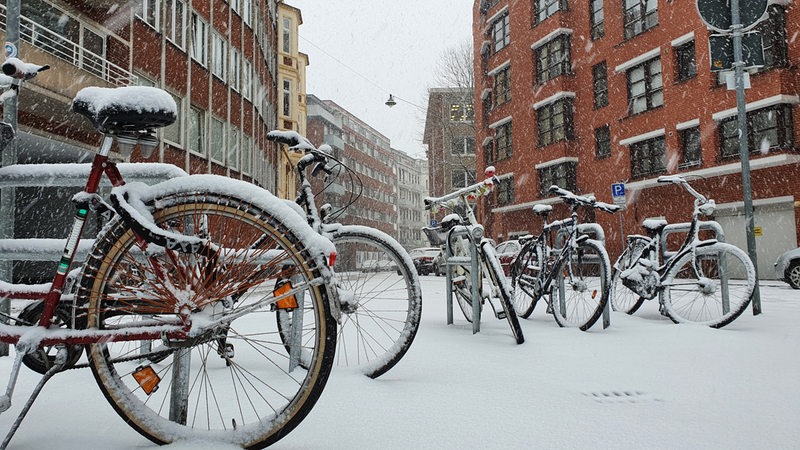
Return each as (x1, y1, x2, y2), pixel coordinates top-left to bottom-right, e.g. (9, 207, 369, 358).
(535, 34, 571, 85)
(630, 135, 667, 179)
(136, 0, 161, 31)
(719, 105, 794, 159)
(675, 40, 697, 83)
(679, 126, 702, 168)
(535, 0, 568, 25)
(626, 57, 663, 115)
(536, 98, 574, 147)
(188, 105, 205, 156)
(451, 168, 477, 189)
(589, 0, 604, 40)
(493, 66, 511, 106)
(491, 12, 510, 53)
(595, 124, 611, 158)
(190, 12, 209, 66)
(538, 162, 576, 197)
(496, 176, 514, 206)
(495, 121, 513, 161)
(164, 0, 187, 50)
(623, 0, 658, 40)
(212, 32, 227, 80)
(451, 137, 476, 155)
(593, 61, 608, 109)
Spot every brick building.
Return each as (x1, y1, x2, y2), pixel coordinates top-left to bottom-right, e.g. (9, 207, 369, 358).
(1, 0, 282, 282)
(473, 0, 800, 278)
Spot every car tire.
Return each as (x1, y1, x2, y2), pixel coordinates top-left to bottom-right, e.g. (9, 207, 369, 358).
(786, 260, 800, 289)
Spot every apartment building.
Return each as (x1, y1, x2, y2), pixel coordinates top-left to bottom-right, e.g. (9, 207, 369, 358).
(423, 87, 477, 222)
(393, 149, 429, 249)
(305, 95, 398, 238)
(0, 0, 282, 282)
(474, 0, 800, 277)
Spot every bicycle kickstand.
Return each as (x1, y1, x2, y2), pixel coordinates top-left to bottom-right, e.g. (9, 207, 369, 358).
(0, 348, 67, 449)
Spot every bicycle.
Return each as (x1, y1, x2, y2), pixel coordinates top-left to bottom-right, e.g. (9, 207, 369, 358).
(610, 175, 755, 328)
(0, 57, 339, 448)
(265, 131, 422, 379)
(423, 168, 524, 344)
(510, 186, 619, 330)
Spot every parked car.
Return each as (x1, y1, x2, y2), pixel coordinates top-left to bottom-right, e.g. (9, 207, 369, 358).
(408, 247, 444, 276)
(775, 247, 800, 289)
(494, 239, 523, 276)
(361, 259, 397, 273)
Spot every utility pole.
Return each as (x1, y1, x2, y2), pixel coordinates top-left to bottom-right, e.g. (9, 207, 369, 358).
(0, 0, 21, 356)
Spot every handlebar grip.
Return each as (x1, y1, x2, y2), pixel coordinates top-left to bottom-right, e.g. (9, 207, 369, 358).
(2, 58, 49, 80)
(266, 130, 302, 147)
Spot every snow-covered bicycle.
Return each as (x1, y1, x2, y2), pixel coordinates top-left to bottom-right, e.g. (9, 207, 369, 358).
(0, 57, 338, 448)
(610, 175, 755, 328)
(266, 130, 422, 379)
(510, 186, 619, 330)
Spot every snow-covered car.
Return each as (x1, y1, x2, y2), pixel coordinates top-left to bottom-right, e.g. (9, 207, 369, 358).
(775, 247, 800, 289)
(408, 247, 444, 276)
(494, 239, 522, 276)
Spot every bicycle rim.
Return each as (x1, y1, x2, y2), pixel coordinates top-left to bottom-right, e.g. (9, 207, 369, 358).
(610, 241, 646, 315)
(511, 242, 542, 318)
(551, 239, 610, 330)
(662, 243, 754, 328)
(80, 192, 336, 448)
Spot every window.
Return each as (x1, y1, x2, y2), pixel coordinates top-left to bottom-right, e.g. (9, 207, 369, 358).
(242, 134, 252, 174)
(538, 162, 576, 196)
(493, 66, 511, 105)
(491, 12, 510, 53)
(496, 176, 514, 206)
(590, 0, 604, 40)
(282, 79, 292, 117)
(451, 137, 476, 155)
(595, 125, 611, 158)
(282, 17, 292, 53)
(675, 41, 696, 82)
(593, 62, 608, 108)
(230, 48, 241, 91)
(719, 105, 794, 159)
(191, 13, 208, 66)
(451, 168, 476, 189)
(630, 136, 666, 179)
(137, 0, 160, 30)
(535, 0, 567, 24)
(242, 0, 252, 25)
(755, 5, 788, 72)
(164, 0, 187, 49)
(210, 117, 225, 163)
(537, 98, 573, 147)
(484, 140, 496, 165)
(623, 0, 657, 40)
(212, 32, 227, 80)
(242, 59, 252, 100)
(163, 93, 183, 145)
(679, 126, 701, 168)
(450, 103, 475, 122)
(627, 57, 662, 115)
(189, 106, 204, 155)
(495, 122, 513, 160)
(535, 34, 571, 85)
(229, 126, 240, 170)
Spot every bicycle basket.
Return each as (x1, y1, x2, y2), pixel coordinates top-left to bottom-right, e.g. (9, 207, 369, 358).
(423, 226, 447, 247)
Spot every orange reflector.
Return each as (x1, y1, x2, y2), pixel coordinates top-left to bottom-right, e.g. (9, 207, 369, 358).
(592, 290, 598, 299)
(133, 365, 160, 395)
(273, 280, 298, 310)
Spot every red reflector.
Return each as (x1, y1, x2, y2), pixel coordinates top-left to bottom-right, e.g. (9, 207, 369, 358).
(328, 251, 337, 267)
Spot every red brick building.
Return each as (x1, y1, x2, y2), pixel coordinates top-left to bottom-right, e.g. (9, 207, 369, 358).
(473, 0, 800, 278)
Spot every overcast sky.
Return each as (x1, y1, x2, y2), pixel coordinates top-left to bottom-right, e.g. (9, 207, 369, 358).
(289, 1, 473, 159)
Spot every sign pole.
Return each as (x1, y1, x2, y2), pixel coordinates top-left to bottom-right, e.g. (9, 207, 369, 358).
(730, 0, 761, 314)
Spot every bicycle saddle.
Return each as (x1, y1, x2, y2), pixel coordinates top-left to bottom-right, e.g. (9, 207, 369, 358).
(642, 218, 668, 232)
(71, 86, 177, 134)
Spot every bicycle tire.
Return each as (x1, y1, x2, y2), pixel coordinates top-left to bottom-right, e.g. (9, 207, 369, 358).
(79, 190, 336, 448)
(510, 241, 544, 318)
(609, 237, 648, 315)
(449, 235, 481, 323)
(277, 226, 422, 379)
(482, 244, 525, 344)
(551, 239, 610, 330)
(661, 242, 754, 328)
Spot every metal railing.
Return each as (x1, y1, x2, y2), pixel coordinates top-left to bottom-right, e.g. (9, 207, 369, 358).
(0, 3, 135, 86)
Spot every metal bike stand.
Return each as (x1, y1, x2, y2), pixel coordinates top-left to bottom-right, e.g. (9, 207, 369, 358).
(661, 221, 734, 314)
(445, 224, 482, 334)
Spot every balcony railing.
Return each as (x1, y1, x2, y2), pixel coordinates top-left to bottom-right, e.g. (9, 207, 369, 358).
(0, 3, 135, 86)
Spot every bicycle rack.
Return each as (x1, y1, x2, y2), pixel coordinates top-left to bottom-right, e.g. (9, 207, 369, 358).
(444, 224, 483, 334)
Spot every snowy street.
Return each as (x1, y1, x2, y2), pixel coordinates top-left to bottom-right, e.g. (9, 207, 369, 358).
(0, 276, 798, 449)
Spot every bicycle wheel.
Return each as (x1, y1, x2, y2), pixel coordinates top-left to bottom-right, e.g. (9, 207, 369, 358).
(610, 237, 648, 315)
(551, 239, 610, 330)
(661, 242, 754, 328)
(79, 191, 336, 448)
(510, 241, 544, 318)
(449, 235, 481, 322)
(482, 244, 525, 344)
(278, 226, 421, 379)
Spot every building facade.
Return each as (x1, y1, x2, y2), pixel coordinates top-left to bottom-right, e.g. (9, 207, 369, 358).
(305, 95, 399, 239)
(474, 0, 800, 278)
(1, 0, 282, 282)
(393, 148, 429, 249)
(423, 87, 477, 223)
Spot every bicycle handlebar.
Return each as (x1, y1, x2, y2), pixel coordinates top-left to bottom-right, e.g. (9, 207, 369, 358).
(657, 174, 710, 206)
(423, 175, 498, 210)
(1, 57, 50, 81)
(548, 185, 621, 213)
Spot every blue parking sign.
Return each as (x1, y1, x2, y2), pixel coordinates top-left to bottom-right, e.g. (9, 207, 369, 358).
(611, 183, 626, 205)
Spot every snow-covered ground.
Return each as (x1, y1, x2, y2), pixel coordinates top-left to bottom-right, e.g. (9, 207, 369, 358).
(0, 277, 797, 449)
